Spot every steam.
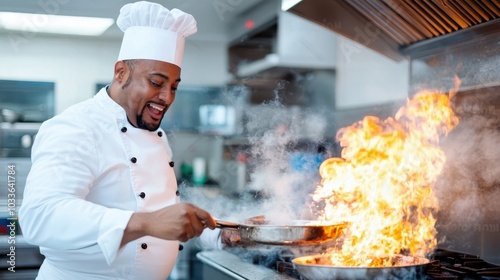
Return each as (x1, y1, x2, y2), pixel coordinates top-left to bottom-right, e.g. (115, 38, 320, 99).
(183, 83, 333, 259)
(435, 114, 500, 254)
(184, 82, 329, 225)
(243, 82, 328, 224)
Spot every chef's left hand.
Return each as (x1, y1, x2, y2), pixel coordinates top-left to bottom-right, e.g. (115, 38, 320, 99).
(221, 229, 240, 247)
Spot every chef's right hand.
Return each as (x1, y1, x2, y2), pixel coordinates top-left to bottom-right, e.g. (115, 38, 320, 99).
(122, 202, 217, 245)
(152, 202, 217, 242)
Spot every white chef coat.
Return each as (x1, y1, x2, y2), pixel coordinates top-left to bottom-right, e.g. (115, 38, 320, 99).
(19, 87, 220, 280)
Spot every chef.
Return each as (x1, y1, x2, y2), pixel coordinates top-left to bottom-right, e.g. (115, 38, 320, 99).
(19, 1, 222, 279)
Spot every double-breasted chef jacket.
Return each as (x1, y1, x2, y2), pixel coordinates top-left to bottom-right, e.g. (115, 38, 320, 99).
(19, 87, 218, 280)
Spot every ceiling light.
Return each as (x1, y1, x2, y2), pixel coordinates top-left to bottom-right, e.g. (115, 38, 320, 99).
(0, 12, 114, 36)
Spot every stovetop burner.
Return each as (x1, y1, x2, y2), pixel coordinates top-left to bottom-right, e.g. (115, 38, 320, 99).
(273, 248, 500, 279)
(426, 249, 500, 279)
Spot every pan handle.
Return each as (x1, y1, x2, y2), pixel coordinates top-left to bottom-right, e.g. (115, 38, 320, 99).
(215, 220, 240, 230)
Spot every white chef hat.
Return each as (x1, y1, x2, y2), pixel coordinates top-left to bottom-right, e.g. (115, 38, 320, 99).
(116, 1, 197, 67)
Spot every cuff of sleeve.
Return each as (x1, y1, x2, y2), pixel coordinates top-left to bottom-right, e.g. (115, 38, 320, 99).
(216, 229, 223, 250)
(97, 208, 134, 266)
(199, 228, 222, 250)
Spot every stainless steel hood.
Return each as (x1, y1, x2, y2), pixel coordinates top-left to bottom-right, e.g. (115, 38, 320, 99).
(227, 0, 336, 79)
(235, 11, 336, 77)
(286, 0, 500, 60)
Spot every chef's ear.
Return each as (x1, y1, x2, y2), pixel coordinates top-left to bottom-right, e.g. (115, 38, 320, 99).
(114, 61, 128, 82)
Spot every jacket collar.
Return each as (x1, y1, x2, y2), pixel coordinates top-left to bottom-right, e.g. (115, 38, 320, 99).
(94, 86, 127, 122)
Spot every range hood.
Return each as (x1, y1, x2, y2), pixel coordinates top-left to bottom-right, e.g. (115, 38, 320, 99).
(285, 0, 500, 60)
(227, 0, 336, 79)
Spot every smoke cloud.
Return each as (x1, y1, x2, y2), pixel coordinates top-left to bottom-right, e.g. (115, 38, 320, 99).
(242, 85, 329, 224)
(184, 83, 330, 223)
(435, 114, 500, 259)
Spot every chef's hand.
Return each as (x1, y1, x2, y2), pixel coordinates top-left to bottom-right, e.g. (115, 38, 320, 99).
(121, 202, 217, 245)
(221, 229, 240, 247)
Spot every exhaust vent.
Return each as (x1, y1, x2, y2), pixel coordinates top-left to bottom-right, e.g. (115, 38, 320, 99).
(345, 0, 500, 46)
(288, 0, 500, 60)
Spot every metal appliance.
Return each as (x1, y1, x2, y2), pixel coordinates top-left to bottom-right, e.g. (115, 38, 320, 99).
(225, 0, 337, 108)
(285, 0, 499, 61)
(0, 123, 40, 158)
(197, 248, 500, 279)
(0, 80, 55, 123)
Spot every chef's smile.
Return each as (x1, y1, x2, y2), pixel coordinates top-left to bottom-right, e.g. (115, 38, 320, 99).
(146, 102, 166, 121)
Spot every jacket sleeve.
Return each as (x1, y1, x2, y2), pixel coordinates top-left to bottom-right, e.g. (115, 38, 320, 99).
(19, 114, 133, 265)
(198, 228, 223, 250)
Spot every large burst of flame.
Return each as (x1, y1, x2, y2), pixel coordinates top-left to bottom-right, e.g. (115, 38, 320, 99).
(313, 91, 459, 267)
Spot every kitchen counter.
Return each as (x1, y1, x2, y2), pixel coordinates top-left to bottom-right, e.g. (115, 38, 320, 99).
(196, 250, 297, 280)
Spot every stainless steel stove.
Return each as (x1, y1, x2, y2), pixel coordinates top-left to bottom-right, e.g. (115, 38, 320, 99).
(197, 248, 500, 280)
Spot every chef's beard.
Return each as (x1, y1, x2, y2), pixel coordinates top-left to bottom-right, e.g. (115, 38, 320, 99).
(137, 114, 161, 131)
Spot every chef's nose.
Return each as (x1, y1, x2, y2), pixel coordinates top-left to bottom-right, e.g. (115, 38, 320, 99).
(158, 88, 173, 103)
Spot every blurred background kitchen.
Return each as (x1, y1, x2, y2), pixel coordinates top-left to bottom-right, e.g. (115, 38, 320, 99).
(1, 0, 498, 279)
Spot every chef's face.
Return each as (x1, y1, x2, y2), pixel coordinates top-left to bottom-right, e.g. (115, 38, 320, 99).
(116, 59, 181, 131)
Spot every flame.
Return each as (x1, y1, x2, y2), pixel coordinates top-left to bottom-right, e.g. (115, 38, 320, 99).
(312, 91, 459, 267)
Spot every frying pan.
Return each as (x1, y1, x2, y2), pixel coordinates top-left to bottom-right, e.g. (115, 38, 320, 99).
(215, 217, 348, 246)
(292, 253, 430, 280)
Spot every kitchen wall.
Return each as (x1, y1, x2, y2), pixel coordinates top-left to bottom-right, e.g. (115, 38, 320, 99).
(278, 34, 410, 138)
(0, 33, 228, 114)
(335, 35, 409, 109)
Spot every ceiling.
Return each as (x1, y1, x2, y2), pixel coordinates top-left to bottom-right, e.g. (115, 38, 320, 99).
(0, 0, 265, 42)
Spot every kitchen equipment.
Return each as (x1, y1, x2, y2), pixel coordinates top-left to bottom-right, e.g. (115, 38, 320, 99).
(292, 253, 430, 280)
(228, 7, 336, 78)
(192, 157, 207, 185)
(0, 122, 41, 157)
(0, 80, 55, 123)
(286, 0, 500, 61)
(198, 248, 500, 279)
(215, 218, 348, 246)
(1, 109, 23, 123)
(198, 104, 236, 135)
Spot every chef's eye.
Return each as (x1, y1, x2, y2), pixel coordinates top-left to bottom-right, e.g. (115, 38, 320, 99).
(171, 87, 177, 93)
(150, 80, 162, 88)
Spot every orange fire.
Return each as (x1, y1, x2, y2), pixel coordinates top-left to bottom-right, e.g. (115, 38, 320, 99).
(313, 91, 459, 266)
